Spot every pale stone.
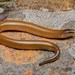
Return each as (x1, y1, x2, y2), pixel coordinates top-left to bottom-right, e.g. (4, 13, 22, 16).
(0, 8, 4, 13)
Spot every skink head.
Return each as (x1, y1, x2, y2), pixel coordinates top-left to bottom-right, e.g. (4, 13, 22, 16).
(63, 29, 75, 38)
(64, 29, 75, 33)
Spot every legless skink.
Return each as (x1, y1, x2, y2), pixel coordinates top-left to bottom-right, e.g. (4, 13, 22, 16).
(0, 20, 75, 66)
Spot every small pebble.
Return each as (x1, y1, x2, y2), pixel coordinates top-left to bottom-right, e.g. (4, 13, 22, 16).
(0, 14, 7, 21)
(0, 8, 4, 13)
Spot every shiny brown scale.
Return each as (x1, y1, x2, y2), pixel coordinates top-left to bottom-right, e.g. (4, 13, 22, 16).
(0, 20, 75, 66)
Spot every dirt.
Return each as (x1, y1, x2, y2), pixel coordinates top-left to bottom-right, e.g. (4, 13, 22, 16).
(14, 0, 75, 11)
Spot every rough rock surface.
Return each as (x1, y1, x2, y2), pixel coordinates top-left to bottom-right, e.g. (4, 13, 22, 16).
(0, 10, 75, 75)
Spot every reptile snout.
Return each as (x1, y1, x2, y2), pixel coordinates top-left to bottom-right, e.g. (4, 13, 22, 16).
(64, 29, 75, 33)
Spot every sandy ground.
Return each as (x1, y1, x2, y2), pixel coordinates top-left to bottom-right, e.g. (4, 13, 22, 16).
(14, 0, 75, 11)
(0, 10, 75, 75)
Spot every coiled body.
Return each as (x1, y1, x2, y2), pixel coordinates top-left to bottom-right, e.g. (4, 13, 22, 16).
(0, 20, 74, 66)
